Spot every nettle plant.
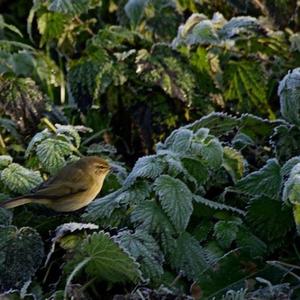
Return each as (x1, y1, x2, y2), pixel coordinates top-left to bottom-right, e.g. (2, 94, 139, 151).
(0, 68, 300, 299)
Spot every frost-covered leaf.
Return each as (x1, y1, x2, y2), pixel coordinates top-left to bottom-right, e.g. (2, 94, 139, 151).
(170, 232, 209, 280)
(48, 0, 90, 15)
(281, 156, 300, 178)
(282, 163, 300, 205)
(124, 155, 165, 187)
(116, 229, 164, 279)
(199, 138, 223, 168)
(193, 195, 245, 215)
(25, 130, 50, 158)
(185, 112, 238, 137)
(0, 226, 44, 291)
(160, 128, 193, 154)
(235, 159, 282, 200)
(186, 20, 219, 45)
(52, 222, 99, 243)
(0, 155, 12, 169)
(131, 199, 175, 234)
(1, 163, 43, 194)
(66, 231, 141, 283)
(278, 68, 300, 126)
(55, 124, 82, 148)
(181, 157, 208, 184)
(36, 138, 73, 174)
(154, 175, 193, 232)
(124, 0, 148, 28)
(84, 190, 123, 221)
(222, 147, 244, 183)
(214, 220, 240, 248)
(219, 16, 260, 40)
(246, 196, 294, 242)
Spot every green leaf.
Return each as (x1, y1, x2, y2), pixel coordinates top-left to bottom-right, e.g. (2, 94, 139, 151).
(181, 157, 209, 184)
(224, 60, 269, 115)
(0, 207, 12, 225)
(116, 230, 164, 279)
(66, 231, 141, 283)
(219, 16, 260, 40)
(200, 137, 223, 168)
(0, 155, 12, 169)
(214, 220, 240, 248)
(235, 159, 282, 200)
(131, 199, 175, 234)
(0, 226, 44, 291)
(36, 138, 72, 174)
(282, 163, 300, 205)
(159, 128, 193, 154)
(124, 0, 148, 28)
(170, 232, 209, 280)
(37, 12, 67, 47)
(193, 195, 245, 215)
(222, 147, 244, 183)
(48, 0, 90, 15)
(1, 163, 43, 194)
(124, 155, 165, 187)
(278, 68, 300, 126)
(246, 196, 294, 242)
(185, 112, 238, 137)
(154, 175, 193, 232)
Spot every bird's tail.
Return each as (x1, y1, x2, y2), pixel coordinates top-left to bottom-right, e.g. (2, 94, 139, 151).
(0, 196, 32, 209)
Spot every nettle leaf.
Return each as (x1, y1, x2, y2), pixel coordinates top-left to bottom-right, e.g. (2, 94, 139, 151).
(181, 157, 209, 185)
(235, 159, 282, 200)
(193, 195, 245, 215)
(185, 112, 238, 137)
(214, 220, 240, 248)
(48, 0, 90, 15)
(282, 163, 300, 205)
(85, 181, 150, 221)
(55, 124, 82, 148)
(222, 147, 244, 183)
(246, 196, 294, 242)
(154, 175, 193, 232)
(281, 156, 300, 179)
(236, 226, 267, 258)
(278, 68, 300, 126)
(199, 138, 223, 169)
(171, 232, 209, 280)
(1, 163, 43, 194)
(131, 200, 176, 235)
(124, 155, 165, 187)
(66, 231, 141, 283)
(219, 16, 260, 40)
(124, 0, 148, 28)
(36, 138, 73, 174)
(0, 155, 12, 169)
(116, 230, 164, 279)
(0, 226, 44, 291)
(84, 190, 123, 221)
(161, 128, 193, 154)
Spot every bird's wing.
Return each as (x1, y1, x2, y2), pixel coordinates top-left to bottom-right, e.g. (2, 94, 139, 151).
(29, 166, 92, 200)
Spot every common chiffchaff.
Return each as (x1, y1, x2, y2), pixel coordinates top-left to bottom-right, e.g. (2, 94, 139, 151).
(0, 156, 110, 212)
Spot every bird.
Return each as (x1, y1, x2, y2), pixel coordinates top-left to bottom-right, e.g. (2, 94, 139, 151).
(0, 156, 111, 212)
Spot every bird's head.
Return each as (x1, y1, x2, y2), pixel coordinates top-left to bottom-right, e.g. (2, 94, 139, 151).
(80, 156, 111, 179)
